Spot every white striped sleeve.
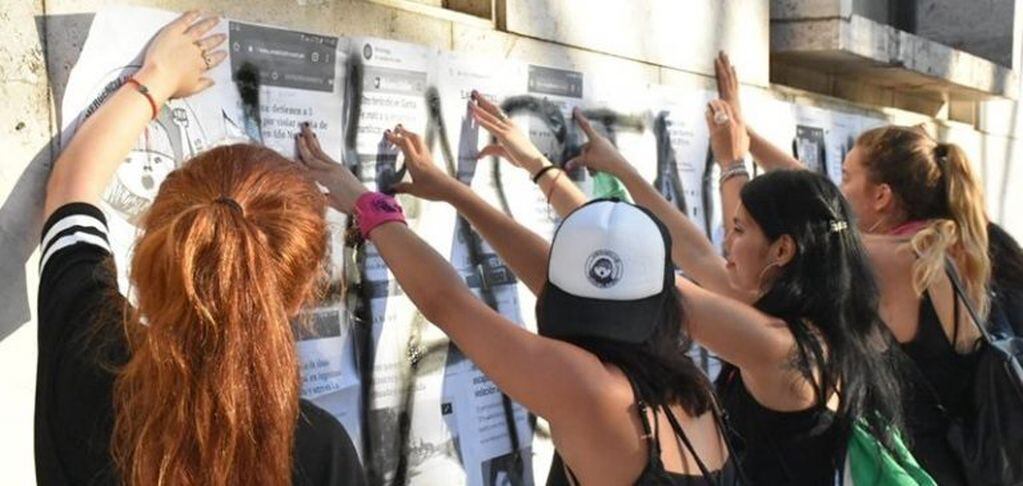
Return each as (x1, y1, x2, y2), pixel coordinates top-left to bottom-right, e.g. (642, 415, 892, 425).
(39, 203, 112, 276)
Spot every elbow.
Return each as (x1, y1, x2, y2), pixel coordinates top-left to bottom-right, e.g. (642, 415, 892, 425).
(415, 280, 465, 327)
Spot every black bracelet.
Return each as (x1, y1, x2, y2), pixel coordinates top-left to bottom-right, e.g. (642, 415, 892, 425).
(531, 165, 560, 183)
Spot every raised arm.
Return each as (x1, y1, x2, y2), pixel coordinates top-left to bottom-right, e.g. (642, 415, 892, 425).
(362, 120, 552, 296)
(563, 111, 734, 296)
(705, 100, 750, 246)
(296, 125, 624, 427)
(713, 52, 802, 172)
(44, 11, 225, 219)
(469, 91, 587, 216)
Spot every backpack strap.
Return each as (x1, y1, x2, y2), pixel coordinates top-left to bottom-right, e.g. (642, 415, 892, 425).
(944, 256, 992, 345)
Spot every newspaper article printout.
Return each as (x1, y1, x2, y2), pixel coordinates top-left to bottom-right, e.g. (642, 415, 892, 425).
(792, 104, 832, 177)
(435, 51, 537, 486)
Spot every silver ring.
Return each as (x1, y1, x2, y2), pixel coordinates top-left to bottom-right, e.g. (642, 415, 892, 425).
(202, 53, 212, 70)
(713, 111, 730, 125)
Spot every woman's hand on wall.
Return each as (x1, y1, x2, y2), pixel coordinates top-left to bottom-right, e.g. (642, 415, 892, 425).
(387, 125, 461, 202)
(296, 123, 367, 213)
(563, 109, 632, 176)
(137, 11, 227, 102)
(706, 99, 750, 165)
(470, 90, 551, 177)
(714, 51, 744, 124)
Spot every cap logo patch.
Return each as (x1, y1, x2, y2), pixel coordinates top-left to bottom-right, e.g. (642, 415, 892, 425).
(585, 250, 623, 288)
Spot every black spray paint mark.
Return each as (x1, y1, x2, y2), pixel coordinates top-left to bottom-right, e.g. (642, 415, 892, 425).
(338, 83, 725, 481)
(235, 62, 264, 143)
(653, 112, 688, 215)
(423, 88, 529, 485)
(701, 146, 716, 242)
(340, 53, 387, 484)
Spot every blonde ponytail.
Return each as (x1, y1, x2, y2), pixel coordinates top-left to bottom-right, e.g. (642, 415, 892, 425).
(856, 128, 991, 348)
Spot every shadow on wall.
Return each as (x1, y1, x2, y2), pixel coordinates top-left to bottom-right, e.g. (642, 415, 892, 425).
(0, 13, 94, 342)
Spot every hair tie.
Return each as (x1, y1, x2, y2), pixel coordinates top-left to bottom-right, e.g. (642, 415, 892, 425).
(214, 196, 244, 215)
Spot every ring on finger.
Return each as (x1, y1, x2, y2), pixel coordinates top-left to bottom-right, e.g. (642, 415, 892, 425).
(713, 111, 730, 125)
(202, 52, 212, 70)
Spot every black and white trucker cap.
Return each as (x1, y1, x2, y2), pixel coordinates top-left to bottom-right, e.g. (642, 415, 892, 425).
(536, 198, 675, 344)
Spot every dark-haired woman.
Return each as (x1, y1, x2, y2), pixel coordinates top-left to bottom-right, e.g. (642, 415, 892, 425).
(713, 51, 990, 484)
(37, 12, 363, 485)
(437, 92, 905, 484)
(296, 122, 743, 485)
(988, 222, 1023, 337)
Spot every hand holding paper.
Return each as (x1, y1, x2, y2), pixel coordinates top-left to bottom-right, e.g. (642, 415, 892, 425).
(139, 11, 226, 101)
(44, 11, 226, 219)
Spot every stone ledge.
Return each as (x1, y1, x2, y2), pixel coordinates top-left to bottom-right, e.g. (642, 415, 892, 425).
(771, 14, 1018, 102)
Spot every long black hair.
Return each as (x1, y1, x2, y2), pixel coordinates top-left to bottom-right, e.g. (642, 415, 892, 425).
(988, 222, 1023, 336)
(740, 170, 905, 452)
(538, 280, 715, 417)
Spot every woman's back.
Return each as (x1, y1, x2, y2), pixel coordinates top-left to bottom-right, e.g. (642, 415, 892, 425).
(714, 364, 840, 485)
(546, 366, 736, 486)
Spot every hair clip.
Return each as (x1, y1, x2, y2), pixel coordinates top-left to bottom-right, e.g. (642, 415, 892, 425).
(829, 220, 848, 233)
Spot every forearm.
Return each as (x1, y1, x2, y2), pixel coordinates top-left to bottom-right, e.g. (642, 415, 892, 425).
(748, 128, 803, 172)
(675, 276, 787, 371)
(534, 164, 587, 218)
(616, 167, 732, 292)
(720, 173, 747, 239)
(447, 183, 550, 295)
(368, 221, 601, 422)
(45, 67, 173, 218)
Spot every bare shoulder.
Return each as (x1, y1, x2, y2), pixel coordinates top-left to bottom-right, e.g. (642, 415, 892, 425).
(862, 234, 915, 276)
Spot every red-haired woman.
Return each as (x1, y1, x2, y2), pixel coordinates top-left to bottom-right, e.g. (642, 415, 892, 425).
(36, 12, 364, 485)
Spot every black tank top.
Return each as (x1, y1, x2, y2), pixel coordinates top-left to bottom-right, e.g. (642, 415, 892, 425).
(715, 365, 842, 485)
(546, 374, 740, 486)
(898, 292, 980, 485)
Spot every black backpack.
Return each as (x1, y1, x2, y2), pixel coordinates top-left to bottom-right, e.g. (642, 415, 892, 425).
(943, 259, 1023, 486)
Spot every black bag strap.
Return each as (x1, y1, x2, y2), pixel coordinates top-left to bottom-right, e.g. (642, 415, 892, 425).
(943, 257, 993, 345)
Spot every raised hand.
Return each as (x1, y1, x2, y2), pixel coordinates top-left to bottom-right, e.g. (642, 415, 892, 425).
(469, 90, 550, 176)
(385, 125, 459, 202)
(138, 11, 227, 100)
(563, 109, 631, 176)
(705, 99, 750, 166)
(296, 123, 367, 213)
(714, 51, 743, 124)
